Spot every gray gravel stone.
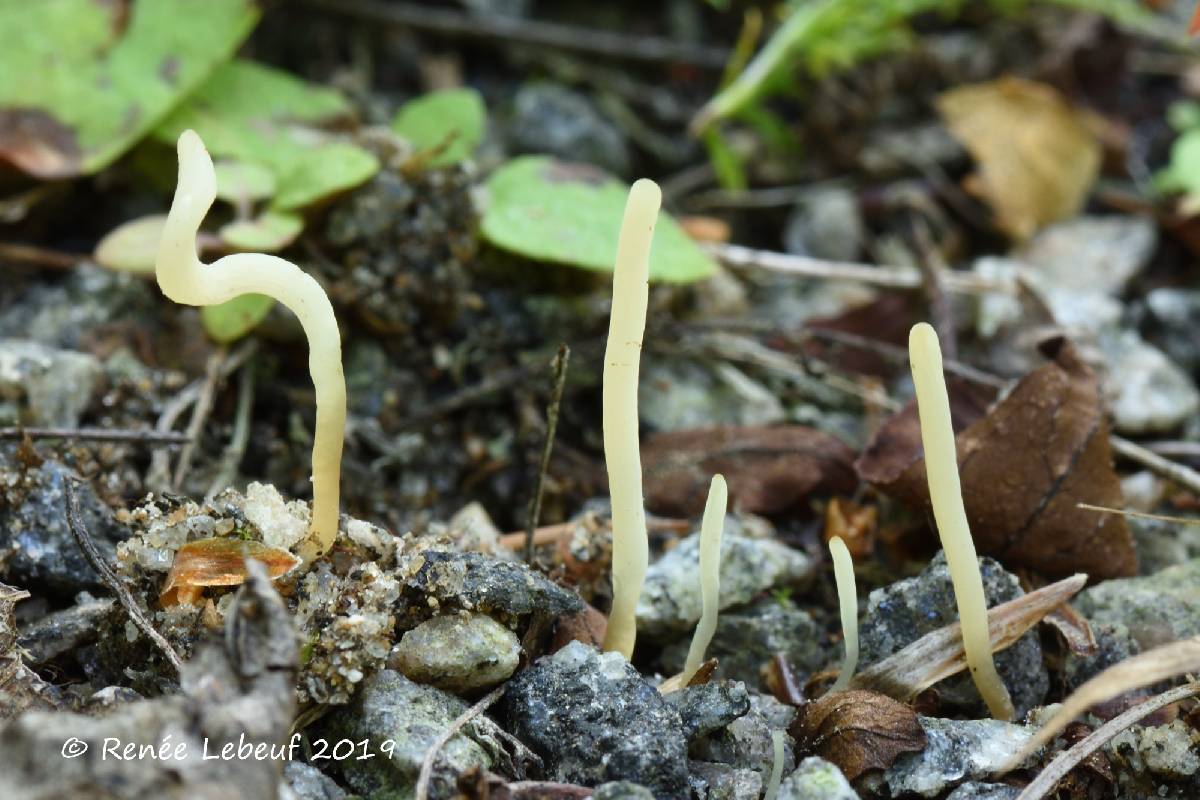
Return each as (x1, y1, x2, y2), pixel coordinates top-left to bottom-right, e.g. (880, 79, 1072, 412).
(1099, 331, 1199, 435)
(17, 594, 112, 663)
(858, 551, 1047, 718)
(783, 187, 864, 263)
(640, 357, 784, 432)
(665, 680, 751, 743)
(1106, 720, 1200, 780)
(508, 82, 630, 175)
(943, 783, 1020, 800)
(401, 550, 583, 626)
(502, 641, 688, 798)
(391, 612, 520, 692)
(283, 761, 347, 800)
(593, 781, 657, 800)
(637, 528, 813, 639)
(0, 339, 101, 427)
(320, 669, 494, 800)
(0, 457, 127, 595)
(1017, 215, 1156, 295)
(878, 717, 1035, 798)
(778, 756, 859, 800)
(658, 598, 828, 689)
(1073, 558, 1200, 650)
(1063, 621, 1138, 692)
(689, 761, 764, 800)
(692, 693, 795, 781)
(1144, 287, 1200, 373)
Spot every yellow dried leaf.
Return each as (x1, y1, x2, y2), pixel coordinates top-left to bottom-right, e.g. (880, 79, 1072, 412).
(937, 77, 1101, 240)
(160, 537, 300, 606)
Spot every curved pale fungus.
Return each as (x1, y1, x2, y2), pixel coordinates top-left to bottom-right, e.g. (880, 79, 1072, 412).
(828, 534, 858, 692)
(157, 129, 346, 565)
(600, 178, 661, 660)
(909, 322, 1014, 720)
(681, 474, 728, 683)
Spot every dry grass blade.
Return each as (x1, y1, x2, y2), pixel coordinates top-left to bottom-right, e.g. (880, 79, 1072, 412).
(850, 574, 1086, 699)
(1014, 681, 1200, 800)
(1002, 636, 1200, 772)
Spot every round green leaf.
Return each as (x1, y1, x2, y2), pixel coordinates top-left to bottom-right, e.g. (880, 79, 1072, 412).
(480, 156, 716, 284)
(214, 160, 277, 205)
(201, 294, 275, 343)
(94, 214, 168, 274)
(392, 87, 486, 167)
(219, 210, 303, 252)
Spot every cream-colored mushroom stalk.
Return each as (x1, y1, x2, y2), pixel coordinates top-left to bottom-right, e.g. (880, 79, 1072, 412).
(828, 535, 858, 692)
(157, 129, 346, 565)
(601, 178, 661, 660)
(909, 322, 1014, 720)
(681, 474, 727, 682)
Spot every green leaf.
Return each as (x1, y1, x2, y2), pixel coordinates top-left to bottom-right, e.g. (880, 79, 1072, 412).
(214, 160, 277, 205)
(154, 59, 380, 210)
(219, 210, 303, 252)
(94, 214, 168, 275)
(201, 294, 275, 343)
(481, 156, 717, 284)
(392, 88, 487, 167)
(0, 0, 258, 177)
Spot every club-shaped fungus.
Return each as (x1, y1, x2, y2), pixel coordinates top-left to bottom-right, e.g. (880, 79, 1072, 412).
(828, 534, 858, 692)
(157, 129, 346, 565)
(681, 474, 728, 683)
(909, 322, 1014, 720)
(600, 178, 661, 659)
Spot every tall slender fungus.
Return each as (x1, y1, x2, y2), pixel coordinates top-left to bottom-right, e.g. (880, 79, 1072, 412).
(909, 322, 1014, 720)
(601, 178, 661, 660)
(828, 535, 858, 692)
(157, 130, 346, 565)
(681, 474, 728, 683)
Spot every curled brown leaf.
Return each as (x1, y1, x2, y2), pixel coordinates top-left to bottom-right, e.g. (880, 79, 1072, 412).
(642, 425, 856, 517)
(789, 690, 927, 781)
(857, 339, 1135, 580)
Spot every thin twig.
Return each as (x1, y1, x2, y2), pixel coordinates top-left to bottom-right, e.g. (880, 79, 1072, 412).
(414, 685, 506, 800)
(800, 326, 1010, 390)
(0, 427, 190, 445)
(1077, 502, 1200, 526)
(911, 217, 956, 360)
(173, 346, 229, 491)
(525, 345, 570, 564)
(299, 0, 731, 68)
(1110, 435, 1200, 497)
(64, 480, 184, 676)
(0, 242, 86, 271)
(147, 341, 258, 491)
(707, 241, 1012, 295)
(1014, 681, 1200, 800)
(206, 358, 256, 501)
(1143, 440, 1200, 460)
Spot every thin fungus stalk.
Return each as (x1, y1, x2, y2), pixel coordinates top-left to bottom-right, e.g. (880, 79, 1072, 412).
(909, 322, 1014, 720)
(157, 130, 346, 565)
(601, 178, 661, 659)
(681, 474, 728, 683)
(828, 535, 858, 692)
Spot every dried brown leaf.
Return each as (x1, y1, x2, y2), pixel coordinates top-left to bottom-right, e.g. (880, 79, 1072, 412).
(789, 690, 927, 781)
(551, 603, 608, 652)
(937, 77, 1101, 240)
(1043, 603, 1097, 657)
(160, 537, 300, 606)
(850, 574, 1087, 701)
(642, 425, 856, 517)
(856, 339, 1135, 580)
(823, 498, 877, 559)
